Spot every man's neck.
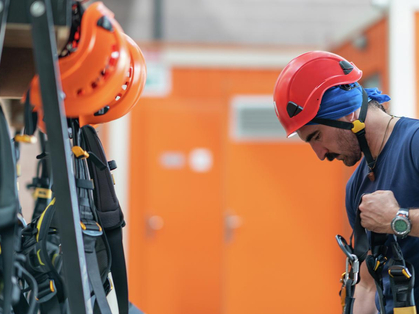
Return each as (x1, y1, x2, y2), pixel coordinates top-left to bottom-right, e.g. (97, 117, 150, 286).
(364, 108, 399, 158)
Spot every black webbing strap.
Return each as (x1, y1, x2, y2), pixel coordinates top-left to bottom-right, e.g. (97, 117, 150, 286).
(23, 89, 38, 137)
(107, 227, 129, 313)
(343, 278, 355, 314)
(84, 236, 112, 314)
(29, 132, 53, 220)
(74, 125, 112, 314)
(39, 295, 62, 314)
(366, 233, 388, 314)
(388, 241, 416, 311)
(0, 105, 19, 314)
(81, 125, 129, 314)
(338, 199, 388, 314)
(311, 88, 376, 172)
(353, 207, 369, 265)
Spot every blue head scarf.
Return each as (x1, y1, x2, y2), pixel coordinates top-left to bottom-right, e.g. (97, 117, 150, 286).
(308, 83, 391, 124)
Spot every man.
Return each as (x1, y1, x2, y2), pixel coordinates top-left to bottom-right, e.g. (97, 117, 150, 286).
(273, 50, 419, 314)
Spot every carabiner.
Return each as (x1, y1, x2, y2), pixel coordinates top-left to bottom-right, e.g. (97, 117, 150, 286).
(336, 234, 357, 263)
(345, 254, 360, 285)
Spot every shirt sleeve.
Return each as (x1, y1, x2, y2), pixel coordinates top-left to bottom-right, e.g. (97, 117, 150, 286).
(345, 178, 356, 229)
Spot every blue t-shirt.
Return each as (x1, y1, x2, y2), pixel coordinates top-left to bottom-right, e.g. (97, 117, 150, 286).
(346, 117, 419, 313)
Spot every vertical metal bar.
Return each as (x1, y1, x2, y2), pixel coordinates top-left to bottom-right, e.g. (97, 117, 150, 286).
(153, 0, 163, 40)
(28, 0, 91, 313)
(0, 0, 10, 63)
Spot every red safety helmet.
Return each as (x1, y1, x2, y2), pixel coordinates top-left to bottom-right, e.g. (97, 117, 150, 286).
(29, 1, 131, 118)
(273, 51, 363, 137)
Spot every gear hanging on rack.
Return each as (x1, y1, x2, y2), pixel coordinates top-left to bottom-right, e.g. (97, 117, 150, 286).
(28, 1, 134, 123)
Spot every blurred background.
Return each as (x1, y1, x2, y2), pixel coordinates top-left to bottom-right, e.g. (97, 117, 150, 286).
(14, 0, 419, 313)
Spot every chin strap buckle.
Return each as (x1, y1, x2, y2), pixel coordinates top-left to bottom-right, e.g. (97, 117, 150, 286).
(351, 120, 365, 134)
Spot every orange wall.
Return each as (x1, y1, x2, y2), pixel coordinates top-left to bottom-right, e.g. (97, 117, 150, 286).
(125, 65, 349, 314)
(333, 17, 389, 106)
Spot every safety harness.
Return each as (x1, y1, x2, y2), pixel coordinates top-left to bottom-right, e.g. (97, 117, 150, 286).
(80, 124, 129, 314)
(18, 120, 126, 314)
(0, 105, 20, 314)
(337, 205, 416, 314)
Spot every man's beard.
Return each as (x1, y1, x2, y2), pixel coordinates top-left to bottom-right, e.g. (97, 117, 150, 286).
(326, 129, 362, 166)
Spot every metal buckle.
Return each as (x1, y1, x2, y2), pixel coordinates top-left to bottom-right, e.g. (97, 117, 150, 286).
(80, 221, 103, 237)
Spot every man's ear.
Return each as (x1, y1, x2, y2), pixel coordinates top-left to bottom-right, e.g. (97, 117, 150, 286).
(342, 110, 359, 122)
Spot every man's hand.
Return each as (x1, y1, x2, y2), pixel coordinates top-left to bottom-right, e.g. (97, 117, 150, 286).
(359, 190, 399, 233)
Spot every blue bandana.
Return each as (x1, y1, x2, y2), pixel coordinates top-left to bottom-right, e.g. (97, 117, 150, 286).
(308, 83, 391, 124)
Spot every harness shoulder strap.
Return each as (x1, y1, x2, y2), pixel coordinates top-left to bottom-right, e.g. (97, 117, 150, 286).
(81, 125, 129, 314)
(0, 105, 20, 314)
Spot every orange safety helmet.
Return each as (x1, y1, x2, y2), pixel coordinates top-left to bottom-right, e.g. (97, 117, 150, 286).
(78, 34, 147, 126)
(35, 34, 147, 132)
(273, 51, 362, 137)
(29, 1, 131, 118)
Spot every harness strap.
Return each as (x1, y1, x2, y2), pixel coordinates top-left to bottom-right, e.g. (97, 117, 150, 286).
(27, 132, 53, 220)
(81, 125, 129, 314)
(74, 125, 112, 314)
(343, 278, 355, 314)
(39, 295, 62, 314)
(311, 88, 377, 178)
(0, 105, 20, 314)
(84, 235, 112, 314)
(388, 241, 416, 312)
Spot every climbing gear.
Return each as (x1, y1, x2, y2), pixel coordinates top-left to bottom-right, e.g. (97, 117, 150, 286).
(19, 121, 116, 314)
(336, 201, 416, 314)
(80, 124, 129, 314)
(0, 105, 21, 314)
(28, 1, 132, 126)
(273, 51, 381, 180)
(26, 132, 53, 220)
(20, 198, 67, 313)
(336, 235, 359, 314)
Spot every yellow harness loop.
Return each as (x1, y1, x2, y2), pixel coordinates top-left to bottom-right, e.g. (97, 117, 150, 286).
(14, 134, 37, 144)
(393, 306, 417, 314)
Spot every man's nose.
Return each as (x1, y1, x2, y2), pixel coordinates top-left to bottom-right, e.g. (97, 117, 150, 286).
(310, 142, 328, 161)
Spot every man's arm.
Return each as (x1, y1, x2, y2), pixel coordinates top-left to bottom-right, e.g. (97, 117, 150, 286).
(359, 190, 419, 236)
(353, 262, 377, 314)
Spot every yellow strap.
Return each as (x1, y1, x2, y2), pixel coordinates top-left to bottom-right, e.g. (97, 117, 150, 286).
(14, 134, 37, 144)
(36, 198, 56, 242)
(16, 164, 21, 177)
(394, 306, 417, 314)
(33, 187, 52, 199)
(37, 249, 45, 266)
(72, 146, 89, 159)
(351, 120, 365, 134)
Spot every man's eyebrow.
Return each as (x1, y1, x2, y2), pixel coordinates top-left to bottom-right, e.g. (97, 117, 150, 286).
(305, 130, 319, 143)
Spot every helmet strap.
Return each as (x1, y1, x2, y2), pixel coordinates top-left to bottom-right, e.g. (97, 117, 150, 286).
(311, 88, 377, 181)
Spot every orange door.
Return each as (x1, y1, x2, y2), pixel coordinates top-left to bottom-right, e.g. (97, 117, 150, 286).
(128, 98, 224, 314)
(224, 142, 347, 314)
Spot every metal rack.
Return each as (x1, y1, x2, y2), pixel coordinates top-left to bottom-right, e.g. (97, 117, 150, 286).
(0, 0, 91, 313)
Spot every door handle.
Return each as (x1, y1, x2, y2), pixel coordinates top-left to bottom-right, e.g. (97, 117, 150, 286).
(224, 213, 243, 243)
